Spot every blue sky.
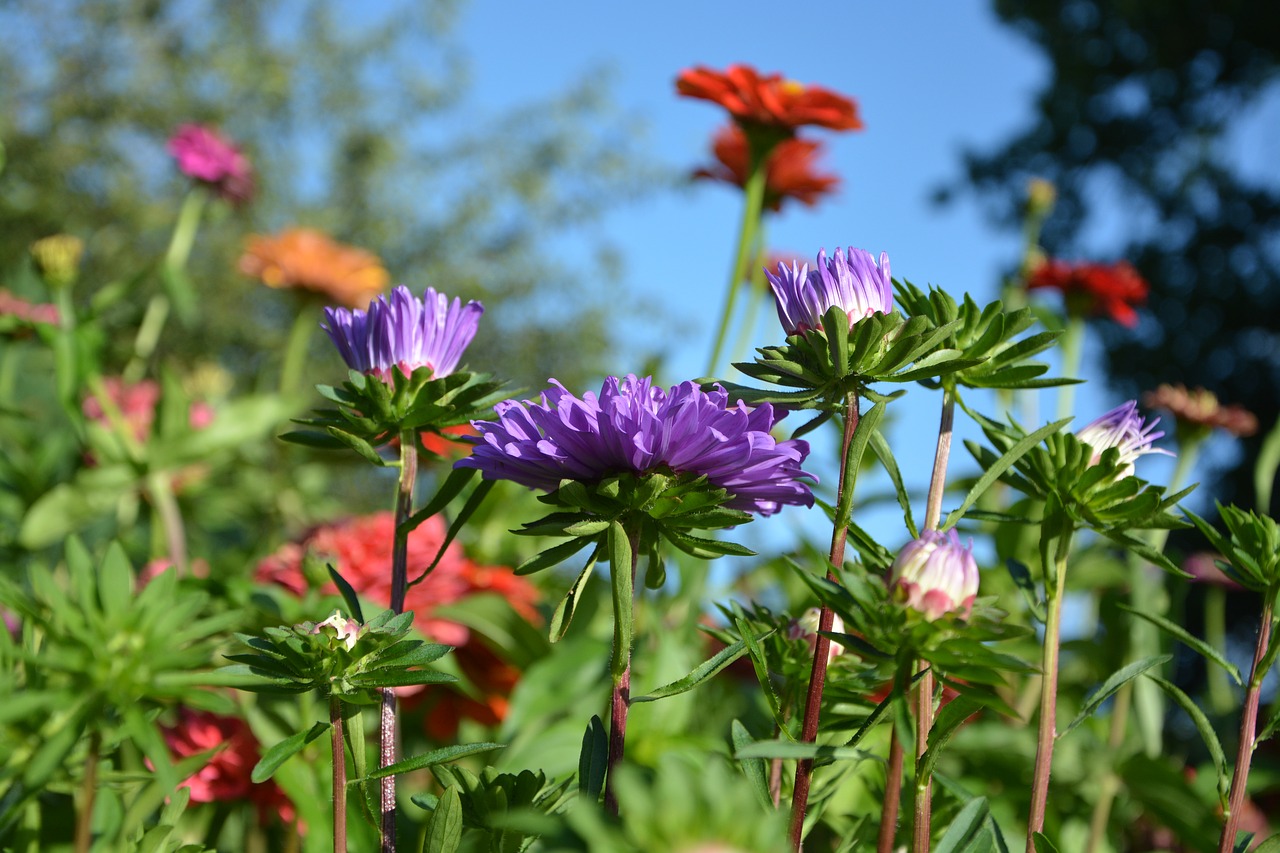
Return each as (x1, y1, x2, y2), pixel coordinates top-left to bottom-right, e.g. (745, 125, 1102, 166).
(447, 2, 1249, 546)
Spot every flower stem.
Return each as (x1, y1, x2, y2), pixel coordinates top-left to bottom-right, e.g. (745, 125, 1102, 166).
(73, 730, 100, 853)
(789, 391, 860, 851)
(1218, 597, 1275, 853)
(604, 521, 641, 817)
(124, 294, 170, 384)
(166, 189, 207, 272)
(280, 301, 319, 396)
(924, 390, 955, 532)
(145, 471, 188, 575)
(728, 228, 768, 366)
(706, 152, 769, 376)
(1026, 546, 1070, 850)
(876, 733, 905, 853)
(331, 697, 348, 853)
(380, 430, 418, 853)
(1055, 316, 1085, 421)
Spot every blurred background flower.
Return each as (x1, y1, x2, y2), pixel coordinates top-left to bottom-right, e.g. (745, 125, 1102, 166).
(239, 227, 389, 308)
(693, 124, 839, 211)
(1026, 257, 1149, 327)
(167, 124, 254, 205)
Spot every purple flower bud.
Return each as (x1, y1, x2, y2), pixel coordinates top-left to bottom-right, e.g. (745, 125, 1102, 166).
(1076, 400, 1172, 478)
(890, 530, 979, 621)
(765, 247, 893, 335)
(322, 285, 483, 381)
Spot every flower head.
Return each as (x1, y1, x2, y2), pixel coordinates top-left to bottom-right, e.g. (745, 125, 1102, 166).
(240, 228, 389, 308)
(458, 375, 815, 516)
(765, 247, 893, 336)
(0, 289, 60, 330)
(322, 285, 483, 381)
(82, 377, 214, 444)
(167, 124, 254, 205)
(676, 64, 862, 132)
(890, 530, 979, 621)
(1142, 383, 1258, 439)
(311, 610, 362, 651)
(1076, 400, 1173, 478)
(30, 234, 84, 289)
(693, 124, 839, 211)
(1027, 258, 1148, 327)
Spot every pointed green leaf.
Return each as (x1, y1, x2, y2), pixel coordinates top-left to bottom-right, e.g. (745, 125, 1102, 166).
(358, 742, 504, 782)
(917, 695, 982, 783)
(513, 534, 595, 577)
(942, 418, 1071, 531)
(633, 629, 775, 703)
(1147, 675, 1229, 808)
(608, 520, 634, 681)
(730, 720, 772, 811)
(252, 721, 331, 783)
(578, 715, 608, 800)
(1119, 604, 1242, 685)
(401, 465, 478, 533)
(421, 785, 463, 853)
(1060, 655, 1172, 738)
(327, 564, 365, 625)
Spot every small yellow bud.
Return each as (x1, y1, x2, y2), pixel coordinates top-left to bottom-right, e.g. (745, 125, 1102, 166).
(30, 234, 85, 290)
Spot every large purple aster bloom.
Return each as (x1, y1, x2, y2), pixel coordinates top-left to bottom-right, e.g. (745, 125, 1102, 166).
(1076, 400, 1173, 477)
(458, 375, 816, 516)
(322, 285, 483, 380)
(765, 247, 893, 335)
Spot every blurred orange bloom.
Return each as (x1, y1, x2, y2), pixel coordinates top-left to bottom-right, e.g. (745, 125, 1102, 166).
(694, 124, 839, 211)
(1026, 258, 1148, 327)
(676, 64, 862, 132)
(239, 228, 389, 308)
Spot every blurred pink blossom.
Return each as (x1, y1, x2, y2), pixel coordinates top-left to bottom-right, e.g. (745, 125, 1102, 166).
(167, 124, 254, 204)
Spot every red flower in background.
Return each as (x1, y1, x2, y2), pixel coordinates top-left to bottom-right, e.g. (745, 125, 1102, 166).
(694, 124, 839, 211)
(1026, 258, 1148, 327)
(677, 64, 862, 133)
(0, 289, 60, 331)
(162, 708, 295, 825)
(82, 377, 215, 444)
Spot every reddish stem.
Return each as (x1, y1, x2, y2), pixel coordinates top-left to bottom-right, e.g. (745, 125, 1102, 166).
(331, 697, 348, 853)
(1218, 600, 1274, 853)
(877, 733, 905, 853)
(913, 668, 934, 853)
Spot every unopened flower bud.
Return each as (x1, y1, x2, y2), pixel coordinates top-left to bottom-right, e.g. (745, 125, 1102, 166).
(1026, 178, 1057, 218)
(788, 606, 844, 663)
(1076, 401, 1172, 479)
(30, 234, 84, 290)
(311, 610, 362, 651)
(891, 530, 979, 621)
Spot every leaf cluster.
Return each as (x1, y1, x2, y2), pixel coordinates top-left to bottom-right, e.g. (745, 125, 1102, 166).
(894, 280, 1074, 391)
(414, 766, 572, 853)
(224, 608, 455, 703)
(1187, 503, 1280, 594)
(281, 366, 507, 465)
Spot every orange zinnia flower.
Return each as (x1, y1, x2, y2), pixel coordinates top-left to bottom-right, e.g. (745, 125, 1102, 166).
(1026, 258, 1149, 327)
(694, 124, 839, 211)
(239, 228, 389, 308)
(676, 64, 862, 133)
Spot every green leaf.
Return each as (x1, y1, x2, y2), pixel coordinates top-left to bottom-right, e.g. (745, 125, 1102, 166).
(942, 418, 1072, 531)
(407, 479, 495, 586)
(328, 564, 365, 625)
(632, 629, 774, 703)
(1032, 832, 1060, 853)
(347, 669, 456, 688)
(1147, 675, 1230, 808)
(251, 722, 331, 783)
(323, 426, 388, 467)
(514, 535, 595, 576)
(1119, 604, 1242, 685)
(1256, 416, 1280, 516)
(421, 785, 463, 853)
(359, 743, 505, 782)
(1060, 655, 1172, 738)
(1253, 834, 1280, 853)
(870, 430, 918, 539)
(933, 797, 991, 853)
(732, 740, 876, 763)
(608, 520, 634, 681)
(661, 526, 755, 558)
(917, 695, 982, 783)
(1005, 559, 1046, 623)
(730, 720, 772, 811)
(98, 540, 134, 621)
(577, 715, 608, 801)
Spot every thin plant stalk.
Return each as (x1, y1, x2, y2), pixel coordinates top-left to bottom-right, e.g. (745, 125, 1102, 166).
(877, 734, 905, 853)
(379, 429, 418, 852)
(728, 229, 769, 366)
(706, 154, 769, 376)
(331, 696, 348, 853)
(74, 730, 100, 853)
(1205, 585, 1232, 714)
(1055, 316, 1085, 421)
(1217, 598, 1275, 853)
(1026, 545, 1070, 849)
(788, 392, 860, 851)
(603, 522, 641, 816)
(145, 471, 189, 575)
(911, 389, 954, 852)
(280, 301, 320, 396)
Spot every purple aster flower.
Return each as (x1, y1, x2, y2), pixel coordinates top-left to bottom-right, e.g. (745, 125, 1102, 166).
(765, 247, 893, 335)
(167, 124, 254, 205)
(458, 375, 816, 516)
(322, 285, 484, 381)
(890, 529, 979, 621)
(1076, 400, 1173, 478)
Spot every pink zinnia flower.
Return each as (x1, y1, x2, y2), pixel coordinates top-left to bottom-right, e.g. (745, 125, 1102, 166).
(168, 124, 254, 205)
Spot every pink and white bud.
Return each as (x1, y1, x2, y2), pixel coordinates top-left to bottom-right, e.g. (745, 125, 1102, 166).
(890, 530, 979, 621)
(1076, 400, 1172, 479)
(787, 606, 844, 663)
(311, 611, 362, 651)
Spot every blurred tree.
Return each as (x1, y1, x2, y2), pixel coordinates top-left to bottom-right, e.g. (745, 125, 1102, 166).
(953, 0, 1280, 508)
(0, 0, 662, 388)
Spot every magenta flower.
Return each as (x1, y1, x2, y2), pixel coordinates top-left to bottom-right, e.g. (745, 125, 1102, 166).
(322, 285, 484, 381)
(1076, 400, 1172, 478)
(765, 247, 893, 335)
(167, 124, 254, 204)
(457, 375, 815, 516)
(890, 530, 979, 620)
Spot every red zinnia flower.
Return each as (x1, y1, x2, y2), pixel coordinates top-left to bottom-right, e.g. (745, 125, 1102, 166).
(676, 64, 862, 132)
(1026, 258, 1148, 327)
(162, 708, 296, 825)
(694, 124, 840, 211)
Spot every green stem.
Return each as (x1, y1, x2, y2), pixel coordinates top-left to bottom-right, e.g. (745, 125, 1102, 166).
(380, 430, 418, 853)
(789, 391, 860, 851)
(706, 152, 769, 376)
(728, 227, 769, 366)
(1218, 599, 1275, 853)
(603, 520, 641, 817)
(166, 189, 207, 272)
(1206, 585, 1232, 714)
(124, 294, 171, 384)
(331, 697, 348, 853)
(1026, 544, 1070, 850)
(74, 730, 100, 853)
(280, 301, 319, 396)
(1055, 316, 1085, 421)
(145, 471, 188, 574)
